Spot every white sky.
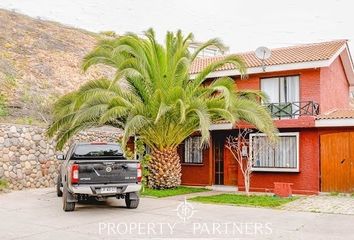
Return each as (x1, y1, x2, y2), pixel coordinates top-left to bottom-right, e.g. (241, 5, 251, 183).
(0, 0, 353, 54)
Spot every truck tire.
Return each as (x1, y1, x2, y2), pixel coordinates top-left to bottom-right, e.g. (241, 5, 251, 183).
(63, 186, 75, 212)
(56, 175, 63, 197)
(125, 192, 140, 209)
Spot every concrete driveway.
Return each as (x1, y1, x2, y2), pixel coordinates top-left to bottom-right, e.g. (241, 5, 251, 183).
(0, 188, 353, 240)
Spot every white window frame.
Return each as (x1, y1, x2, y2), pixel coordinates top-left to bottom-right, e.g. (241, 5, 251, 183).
(183, 136, 203, 164)
(250, 132, 300, 172)
(261, 76, 300, 119)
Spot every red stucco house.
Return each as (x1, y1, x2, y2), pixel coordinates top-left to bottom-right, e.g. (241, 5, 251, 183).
(179, 40, 354, 194)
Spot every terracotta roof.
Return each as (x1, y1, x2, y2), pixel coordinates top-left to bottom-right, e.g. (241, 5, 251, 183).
(190, 40, 347, 74)
(316, 109, 354, 120)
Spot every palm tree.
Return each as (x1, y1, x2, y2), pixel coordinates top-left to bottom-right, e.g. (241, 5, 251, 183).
(47, 29, 277, 189)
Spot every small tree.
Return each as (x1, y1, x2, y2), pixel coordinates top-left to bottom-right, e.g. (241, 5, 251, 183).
(226, 129, 257, 196)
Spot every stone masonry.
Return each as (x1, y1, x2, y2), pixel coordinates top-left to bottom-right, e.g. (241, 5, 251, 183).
(0, 123, 122, 190)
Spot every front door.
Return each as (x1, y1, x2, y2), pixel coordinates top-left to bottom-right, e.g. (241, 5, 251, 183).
(224, 142, 238, 186)
(213, 132, 238, 186)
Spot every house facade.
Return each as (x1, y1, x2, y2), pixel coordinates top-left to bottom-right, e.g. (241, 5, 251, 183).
(179, 40, 354, 194)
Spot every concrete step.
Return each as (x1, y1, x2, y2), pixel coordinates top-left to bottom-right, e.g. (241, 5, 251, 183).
(207, 185, 238, 192)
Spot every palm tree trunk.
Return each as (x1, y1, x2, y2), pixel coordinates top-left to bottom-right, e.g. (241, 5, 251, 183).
(148, 148, 182, 189)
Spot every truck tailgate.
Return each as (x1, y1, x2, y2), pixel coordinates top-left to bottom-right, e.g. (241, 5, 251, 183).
(74, 160, 139, 184)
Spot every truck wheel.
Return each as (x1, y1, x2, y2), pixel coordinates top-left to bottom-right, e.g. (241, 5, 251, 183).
(56, 175, 63, 197)
(125, 192, 140, 209)
(63, 186, 75, 212)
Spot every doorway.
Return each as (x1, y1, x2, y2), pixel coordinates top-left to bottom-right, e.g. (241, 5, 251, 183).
(214, 133, 224, 185)
(213, 131, 238, 186)
(321, 132, 354, 192)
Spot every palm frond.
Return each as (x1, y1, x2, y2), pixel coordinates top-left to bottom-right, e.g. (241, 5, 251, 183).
(48, 29, 276, 151)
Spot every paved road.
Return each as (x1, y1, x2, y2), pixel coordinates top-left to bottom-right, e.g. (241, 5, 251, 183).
(0, 188, 353, 240)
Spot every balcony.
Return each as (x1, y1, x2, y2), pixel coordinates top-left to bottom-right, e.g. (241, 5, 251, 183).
(264, 101, 319, 119)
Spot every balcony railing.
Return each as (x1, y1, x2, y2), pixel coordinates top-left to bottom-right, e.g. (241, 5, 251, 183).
(264, 101, 319, 119)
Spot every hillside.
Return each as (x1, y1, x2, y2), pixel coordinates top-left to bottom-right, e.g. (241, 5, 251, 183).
(0, 9, 112, 124)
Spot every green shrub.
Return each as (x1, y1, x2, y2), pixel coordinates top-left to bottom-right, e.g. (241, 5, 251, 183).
(0, 94, 8, 117)
(4, 73, 17, 88)
(0, 179, 9, 191)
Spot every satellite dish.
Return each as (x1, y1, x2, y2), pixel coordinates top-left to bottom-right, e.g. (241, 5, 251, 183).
(255, 46, 271, 71)
(255, 46, 271, 60)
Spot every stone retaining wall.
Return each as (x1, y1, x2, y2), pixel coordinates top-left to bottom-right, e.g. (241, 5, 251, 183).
(0, 123, 122, 190)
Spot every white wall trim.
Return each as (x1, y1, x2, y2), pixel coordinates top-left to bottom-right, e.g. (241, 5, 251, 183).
(249, 132, 300, 173)
(315, 119, 354, 127)
(190, 60, 332, 79)
(327, 44, 346, 67)
(339, 46, 354, 85)
(209, 123, 233, 130)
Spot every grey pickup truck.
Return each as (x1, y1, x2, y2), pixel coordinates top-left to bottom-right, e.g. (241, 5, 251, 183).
(56, 142, 141, 211)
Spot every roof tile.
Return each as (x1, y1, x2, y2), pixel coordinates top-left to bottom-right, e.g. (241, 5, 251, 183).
(190, 40, 347, 74)
(316, 109, 354, 120)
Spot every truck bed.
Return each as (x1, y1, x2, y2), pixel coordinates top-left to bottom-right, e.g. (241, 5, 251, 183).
(73, 159, 139, 184)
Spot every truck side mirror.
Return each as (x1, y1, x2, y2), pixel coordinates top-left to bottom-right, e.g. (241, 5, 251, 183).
(56, 154, 65, 160)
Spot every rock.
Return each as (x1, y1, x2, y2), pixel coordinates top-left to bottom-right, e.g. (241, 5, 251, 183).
(16, 169, 23, 179)
(28, 154, 36, 161)
(23, 140, 31, 147)
(24, 161, 31, 169)
(0, 137, 4, 144)
(32, 134, 42, 141)
(44, 180, 49, 187)
(3, 164, 8, 170)
(39, 140, 47, 148)
(9, 146, 17, 151)
(20, 155, 27, 161)
(49, 166, 56, 173)
(48, 149, 54, 156)
(39, 155, 47, 164)
(4, 139, 10, 147)
(10, 138, 19, 146)
(9, 126, 17, 133)
(9, 171, 16, 178)
(2, 154, 9, 161)
(24, 133, 31, 140)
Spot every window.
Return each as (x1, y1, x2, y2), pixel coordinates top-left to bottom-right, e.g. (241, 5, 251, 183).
(180, 136, 203, 164)
(72, 144, 124, 159)
(261, 76, 300, 118)
(250, 133, 299, 172)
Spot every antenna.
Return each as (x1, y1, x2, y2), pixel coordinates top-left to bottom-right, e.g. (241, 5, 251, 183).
(255, 46, 271, 72)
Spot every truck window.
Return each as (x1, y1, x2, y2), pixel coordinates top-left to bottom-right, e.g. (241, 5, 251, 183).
(72, 144, 124, 159)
